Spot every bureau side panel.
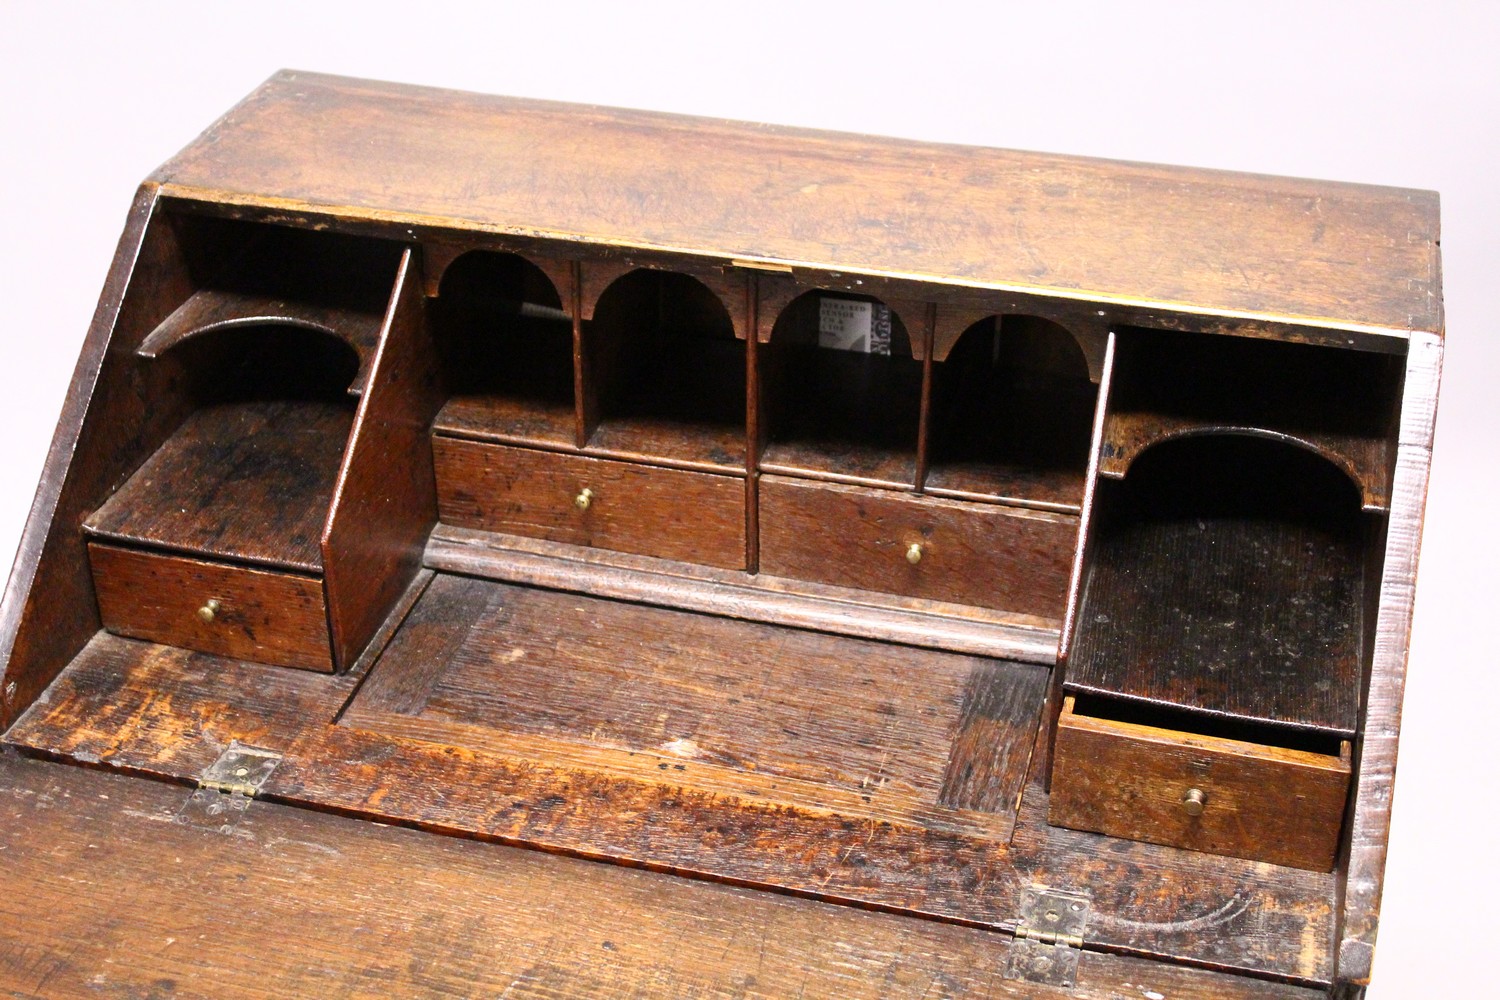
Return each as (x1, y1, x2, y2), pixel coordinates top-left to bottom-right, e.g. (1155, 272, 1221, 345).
(0, 187, 196, 729)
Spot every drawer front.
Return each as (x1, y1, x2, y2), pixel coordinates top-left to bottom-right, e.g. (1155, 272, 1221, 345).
(89, 543, 334, 672)
(1048, 698, 1351, 871)
(434, 438, 747, 569)
(758, 476, 1074, 617)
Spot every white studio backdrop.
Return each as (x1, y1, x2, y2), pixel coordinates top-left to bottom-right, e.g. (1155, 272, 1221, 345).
(2, 3, 1495, 995)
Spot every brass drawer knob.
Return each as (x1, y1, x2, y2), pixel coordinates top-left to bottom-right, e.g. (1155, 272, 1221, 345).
(906, 542, 923, 565)
(197, 599, 222, 624)
(574, 488, 594, 511)
(1182, 787, 1208, 817)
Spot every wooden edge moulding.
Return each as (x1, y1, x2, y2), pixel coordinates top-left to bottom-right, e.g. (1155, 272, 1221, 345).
(0, 71, 1441, 998)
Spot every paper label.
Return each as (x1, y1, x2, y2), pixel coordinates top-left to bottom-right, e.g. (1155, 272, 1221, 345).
(818, 298, 891, 355)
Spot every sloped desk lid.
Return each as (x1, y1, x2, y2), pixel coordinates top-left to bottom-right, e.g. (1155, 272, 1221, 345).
(151, 70, 1441, 339)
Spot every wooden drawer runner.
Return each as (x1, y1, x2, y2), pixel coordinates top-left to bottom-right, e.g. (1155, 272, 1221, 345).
(434, 437, 747, 569)
(758, 475, 1074, 617)
(88, 543, 334, 672)
(1049, 697, 1351, 871)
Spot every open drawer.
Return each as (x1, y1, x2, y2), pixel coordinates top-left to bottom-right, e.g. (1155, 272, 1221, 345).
(1049, 696, 1352, 871)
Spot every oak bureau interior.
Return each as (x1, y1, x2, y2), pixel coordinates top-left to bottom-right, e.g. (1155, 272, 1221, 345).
(0, 72, 1440, 997)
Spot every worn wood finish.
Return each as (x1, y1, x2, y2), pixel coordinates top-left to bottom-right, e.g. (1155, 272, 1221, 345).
(0, 754, 1324, 1000)
(343, 574, 1044, 839)
(434, 438, 746, 569)
(321, 250, 441, 670)
(1337, 331, 1443, 987)
(1067, 436, 1366, 735)
(156, 72, 1438, 338)
(425, 526, 1062, 662)
(136, 287, 384, 395)
(0, 188, 196, 729)
(583, 267, 748, 471)
(430, 247, 576, 449)
(84, 398, 355, 573)
(5, 631, 1340, 983)
(88, 543, 332, 671)
(1050, 697, 1352, 871)
(1099, 328, 1403, 512)
(0, 75, 1443, 997)
(759, 475, 1075, 619)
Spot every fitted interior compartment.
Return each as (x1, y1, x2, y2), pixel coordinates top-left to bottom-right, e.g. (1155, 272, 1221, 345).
(582, 268, 746, 472)
(138, 218, 404, 396)
(430, 250, 576, 448)
(1099, 328, 1404, 511)
(759, 291, 923, 489)
(926, 314, 1097, 510)
(85, 330, 362, 572)
(1066, 434, 1371, 734)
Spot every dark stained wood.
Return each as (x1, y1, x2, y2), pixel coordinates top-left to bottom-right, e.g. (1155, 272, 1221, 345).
(759, 475, 1075, 619)
(433, 392, 576, 448)
(136, 287, 384, 395)
(434, 438, 746, 569)
(344, 575, 1044, 838)
(0, 754, 1322, 1000)
(1067, 435, 1366, 736)
(582, 267, 748, 471)
(761, 291, 924, 488)
(925, 314, 1097, 511)
(84, 398, 355, 573)
(431, 245, 577, 449)
(424, 526, 1063, 662)
(322, 249, 441, 671)
(5, 631, 1341, 984)
(88, 543, 332, 671)
(0, 188, 196, 730)
(155, 72, 1439, 337)
(1050, 697, 1352, 871)
(1099, 328, 1404, 511)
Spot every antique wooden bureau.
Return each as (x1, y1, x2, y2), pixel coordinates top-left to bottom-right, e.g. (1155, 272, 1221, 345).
(0, 72, 1440, 998)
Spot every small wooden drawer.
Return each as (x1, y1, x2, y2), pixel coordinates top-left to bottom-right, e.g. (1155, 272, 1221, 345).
(88, 543, 334, 672)
(433, 437, 747, 569)
(1049, 696, 1351, 871)
(757, 475, 1074, 617)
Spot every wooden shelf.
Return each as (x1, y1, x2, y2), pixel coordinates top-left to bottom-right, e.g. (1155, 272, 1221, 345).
(1100, 329, 1403, 511)
(761, 346, 922, 489)
(1066, 436, 1366, 736)
(586, 337, 746, 472)
(84, 398, 354, 573)
(434, 393, 576, 449)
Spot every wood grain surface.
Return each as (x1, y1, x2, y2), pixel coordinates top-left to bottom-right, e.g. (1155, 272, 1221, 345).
(1068, 434, 1366, 735)
(88, 543, 332, 671)
(0, 753, 1324, 1000)
(434, 438, 746, 569)
(7, 628, 1340, 983)
(321, 249, 441, 670)
(342, 574, 1045, 839)
(85, 397, 355, 573)
(153, 71, 1439, 337)
(759, 475, 1075, 618)
(1050, 697, 1351, 871)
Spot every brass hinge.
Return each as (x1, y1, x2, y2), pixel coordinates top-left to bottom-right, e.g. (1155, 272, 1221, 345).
(1006, 887, 1091, 990)
(176, 743, 282, 833)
